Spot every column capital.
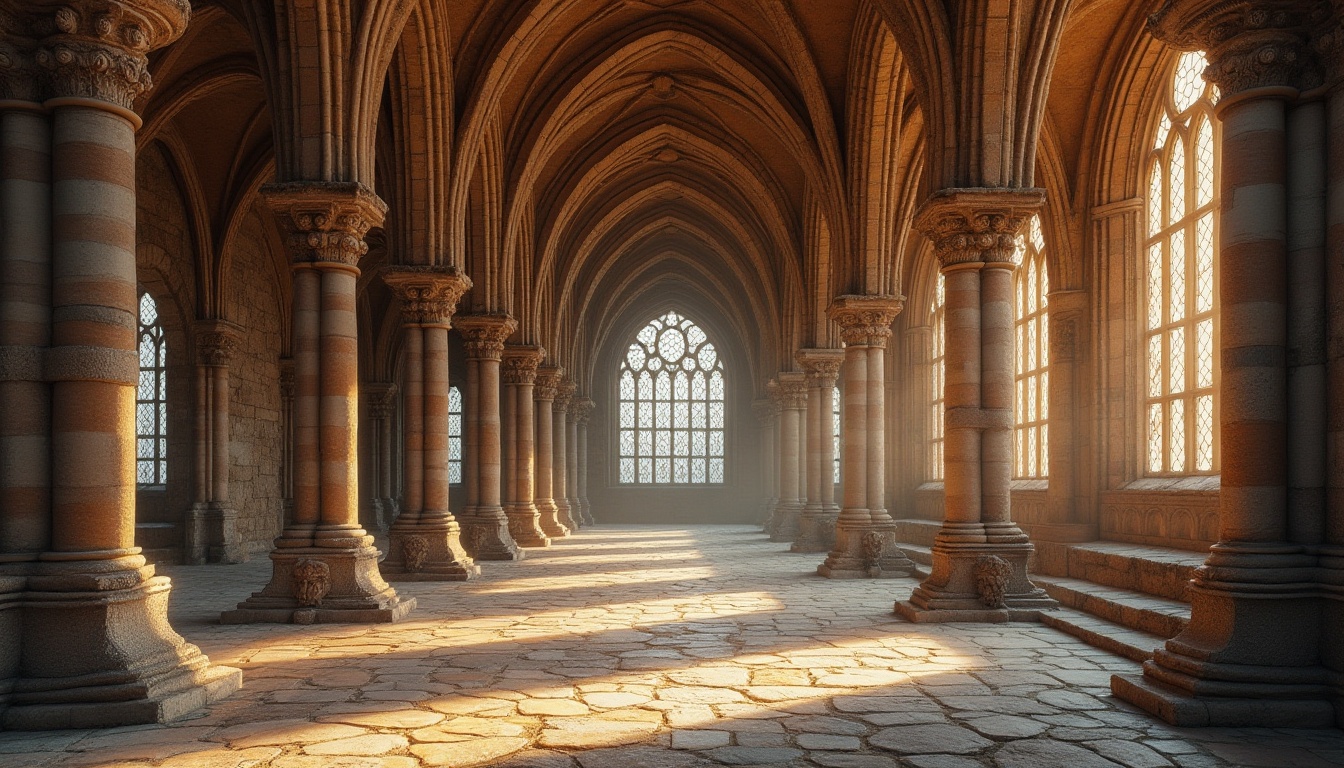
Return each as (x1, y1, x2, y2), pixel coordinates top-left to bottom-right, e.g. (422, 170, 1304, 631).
(364, 382, 398, 420)
(914, 188, 1044, 268)
(554, 380, 577, 411)
(751, 398, 777, 425)
(263, 182, 388, 268)
(194, 320, 242, 367)
(795, 348, 846, 387)
(571, 397, 595, 425)
(383, 265, 472, 326)
(502, 345, 545, 385)
(455, 314, 517, 361)
(535, 365, 564, 400)
(776, 371, 809, 410)
(828, 295, 904, 348)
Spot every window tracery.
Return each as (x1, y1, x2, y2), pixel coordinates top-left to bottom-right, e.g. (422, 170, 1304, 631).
(449, 385, 463, 484)
(833, 385, 841, 486)
(136, 290, 168, 486)
(928, 273, 946, 482)
(1014, 215, 1049, 479)
(617, 311, 726, 484)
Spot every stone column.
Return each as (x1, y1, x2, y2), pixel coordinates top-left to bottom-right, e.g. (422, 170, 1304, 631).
(279, 357, 296, 525)
(553, 380, 579, 531)
(365, 382, 398, 532)
(502, 346, 550, 546)
(185, 322, 245, 564)
(534, 366, 570, 537)
(818, 296, 917, 577)
(1040, 291, 1094, 541)
(1324, 7, 1344, 724)
(374, 267, 480, 581)
(793, 349, 845, 552)
(566, 394, 583, 526)
(224, 184, 418, 622)
(768, 372, 807, 542)
(455, 314, 523, 560)
(1112, 0, 1336, 726)
(572, 397, 596, 525)
(752, 399, 778, 527)
(896, 190, 1054, 618)
(0, 1, 242, 729)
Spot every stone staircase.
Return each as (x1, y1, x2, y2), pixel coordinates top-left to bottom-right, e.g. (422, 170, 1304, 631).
(889, 519, 1204, 662)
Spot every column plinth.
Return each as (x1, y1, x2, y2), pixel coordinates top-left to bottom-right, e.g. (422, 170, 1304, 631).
(792, 349, 845, 553)
(502, 346, 551, 546)
(534, 366, 570, 538)
(818, 296, 917, 578)
(768, 372, 807, 542)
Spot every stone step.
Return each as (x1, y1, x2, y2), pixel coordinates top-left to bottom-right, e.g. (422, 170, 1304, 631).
(1057, 541, 1204, 602)
(1039, 606, 1169, 663)
(1032, 574, 1189, 638)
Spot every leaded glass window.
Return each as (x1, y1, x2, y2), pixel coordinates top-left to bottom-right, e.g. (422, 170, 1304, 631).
(449, 385, 464, 484)
(136, 291, 168, 486)
(1014, 215, 1049, 479)
(1145, 50, 1219, 475)
(928, 273, 946, 482)
(617, 311, 726, 484)
(833, 385, 841, 485)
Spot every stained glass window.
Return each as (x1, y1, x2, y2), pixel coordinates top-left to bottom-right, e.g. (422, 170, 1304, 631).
(929, 273, 946, 482)
(136, 291, 168, 486)
(1145, 50, 1219, 475)
(833, 385, 842, 485)
(449, 385, 463, 484)
(1014, 215, 1049, 479)
(617, 311, 726, 484)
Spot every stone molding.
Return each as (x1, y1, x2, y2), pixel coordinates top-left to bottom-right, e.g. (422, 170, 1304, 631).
(263, 181, 388, 268)
(194, 320, 242, 367)
(535, 366, 564, 400)
(456, 314, 517, 360)
(1149, 0, 1324, 95)
(913, 188, 1045, 268)
(828, 295, 903, 347)
(502, 345, 545, 385)
(383, 265, 472, 326)
(365, 382, 398, 420)
(795, 348, 845, 386)
(776, 372, 809, 410)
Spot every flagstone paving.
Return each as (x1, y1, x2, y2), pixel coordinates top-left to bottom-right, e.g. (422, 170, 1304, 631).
(3, 525, 1343, 767)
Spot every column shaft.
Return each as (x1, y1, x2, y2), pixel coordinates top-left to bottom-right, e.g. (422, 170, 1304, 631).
(534, 367, 569, 537)
(455, 315, 522, 559)
(793, 349, 844, 552)
(503, 346, 549, 546)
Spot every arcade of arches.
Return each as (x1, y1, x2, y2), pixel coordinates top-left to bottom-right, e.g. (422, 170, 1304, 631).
(2, 0, 1344, 760)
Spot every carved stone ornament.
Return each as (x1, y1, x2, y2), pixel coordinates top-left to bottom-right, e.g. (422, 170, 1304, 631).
(914, 188, 1044, 268)
(1148, 0, 1322, 95)
(383, 265, 473, 326)
(195, 322, 241, 367)
(456, 314, 517, 360)
(402, 535, 430, 573)
(796, 348, 845, 386)
(776, 372, 809, 410)
(535, 366, 564, 400)
(828, 294, 904, 348)
(554, 380, 578, 411)
(291, 558, 331, 607)
(366, 382, 398, 420)
(764, 379, 785, 415)
(861, 531, 885, 575)
(973, 554, 1013, 609)
(262, 181, 388, 268)
(571, 397, 595, 425)
(502, 346, 545, 385)
(751, 398, 776, 425)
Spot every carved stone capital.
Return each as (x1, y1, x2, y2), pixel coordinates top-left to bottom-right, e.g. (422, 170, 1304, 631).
(383, 265, 472, 326)
(262, 182, 387, 268)
(914, 188, 1044, 268)
(502, 345, 545, 385)
(535, 365, 564, 401)
(764, 380, 784, 416)
(1149, 0, 1323, 95)
(571, 397, 595, 425)
(554, 380, 577, 411)
(751, 398, 777, 425)
(365, 382, 398, 420)
(828, 295, 904, 348)
(22, 0, 189, 108)
(776, 372, 809, 410)
(455, 314, 517, 360)
(194, 320, 241, 367)
(795, 348, 846, 387)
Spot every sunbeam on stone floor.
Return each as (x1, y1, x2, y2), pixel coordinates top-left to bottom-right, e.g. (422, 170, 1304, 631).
(2, 525, 1342, 768)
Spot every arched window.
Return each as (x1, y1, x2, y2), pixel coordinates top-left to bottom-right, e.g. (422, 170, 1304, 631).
(448, 385, 463, 484)
(928, 273, 946, 482)
(136, 291, 168, 486)
(833, 385, 842, 485)
(1014, 215, 1049, 479)
(618, 311, 725, 484)
(1145, 51, 1219, 475)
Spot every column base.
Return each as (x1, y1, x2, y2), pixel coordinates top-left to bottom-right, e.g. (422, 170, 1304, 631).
(898, 528, 1055, 620)
(6, 557, 242, 729)
(817, 523, 917, 578)
(1111, 673, 1335, 728)
(223, 530, 417, 622)
(461, 509, 524, 561)
(185, 503, 247, 565)
(537, 499, 571, 538)
(556, 499, 580, 531)
(579, 500, 595, 526)
(381, 518, 481, 581)
(768, 502, 803, 542)
(791, 508, 837, 553)
(505, 503, 552, 547)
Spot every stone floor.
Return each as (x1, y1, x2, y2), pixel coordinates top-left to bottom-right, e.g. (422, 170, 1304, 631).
(4, 525, 1343, 768)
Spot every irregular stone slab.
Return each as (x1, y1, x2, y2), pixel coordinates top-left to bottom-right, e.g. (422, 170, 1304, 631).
(211, 720, 369, 748)
(832, 695, 937, 713)
(959, 714, 1048, 739)
(412, 737, 532, 767)
(1037, 690, 1107, 711)
(156, 747, 285, 768)
(670, 730, 731, 749)
(1083, 740, 1174, 768)
(703, 746, 806, 764)
(743, 686, 845, 702)
(304, 734, 411, 756)
(424, 696, 517, 715)
(809, 755, 902, 768)
(519, 699, 590, 716)
(906, 756, 985, 768)
(994, 739, 1124, 768)
(782, 715, 869, 735)
(576, 746, 716, 768)
(538, 718, 661, 748)
(667, 667, 751, 687)
(583, 692, 652, 708)
(796, 734, 861, 750)
(416, 717, 529, 738)
(656, 686, 746, 704)
(318, 710, 445, 728)
(870, 724, 993, 755)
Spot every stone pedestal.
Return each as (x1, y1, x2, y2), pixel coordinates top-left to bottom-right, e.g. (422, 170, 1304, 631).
(818, 296, 917, 578)
(457, 315, 524, 560)
(793, 349, 844, 553)
(534, 366, 570, 538)
(502, 346, 551, 547)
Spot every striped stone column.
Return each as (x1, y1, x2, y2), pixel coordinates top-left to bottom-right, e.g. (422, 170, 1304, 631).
(456, 314, 523, 561)
(769, 372, 808, 542)
(534, 366, 570, 537)
(185, 322, 245, 564)
(793, 348, 844, 553)
(502, 346, 550, 546)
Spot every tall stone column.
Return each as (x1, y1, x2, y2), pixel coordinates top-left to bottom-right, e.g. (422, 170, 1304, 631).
(502, 346, 550, 546)
(572, 397, 595, 525)
(0, 0, 242, 728)
(374, 267, 480, 581)
(793, 349, 845, 552)
(752, 399, 778, 527)
(1113, 0, 1336, 726)
(456, 314, 523, 560)
(534, 366, 570, 537)
(1041, 291, 1095, 541)
(896, 190, 1054, 618)
(1323, 5, 1344, 724)
(819, 297, 917, 577)
(224, 185, 418, 622)
(769, 372, 807, 542)
(185, 322, 246, 564)
(553, 380, 579, 531)
(365, 382, 398, 532)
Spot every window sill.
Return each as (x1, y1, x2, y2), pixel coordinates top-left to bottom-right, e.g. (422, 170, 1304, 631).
(1121, 475, 1220, 492)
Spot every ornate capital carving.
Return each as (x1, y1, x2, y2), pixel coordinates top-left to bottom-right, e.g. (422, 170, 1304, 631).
(795, 348, 845, 386)
(455, 314, 517, 360)
(571, 397, 595, 425)
(365, 382, 397, 420)
(383, 265, 472, 326)
(535, 365, 564, 401)
(765, 380, 784, 416)
(263, 182, 387, 267)
(194, 321, 241, 367)
(751, 398, 777, 425)
(1149, 0, 1323, 95)
(502, 345, 545, 385)
(554, 380, 577, 411)
(828, 295, 904, 348)
(914, 188, 1044, 268)
(776, 372, 809, 410)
